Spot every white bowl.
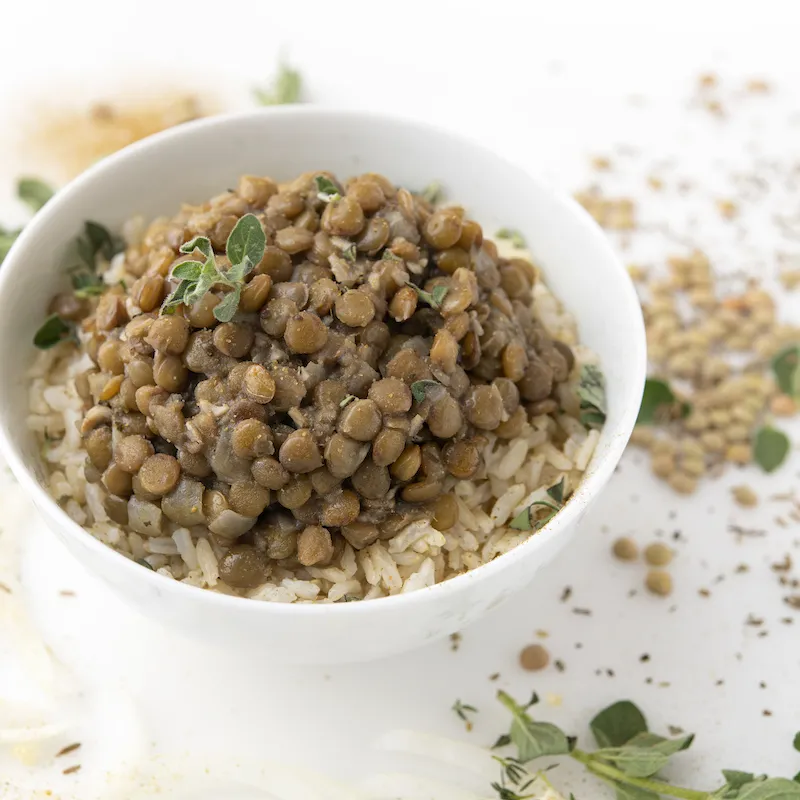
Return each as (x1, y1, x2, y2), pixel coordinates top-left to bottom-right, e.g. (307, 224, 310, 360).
(0, 108, 645, 664)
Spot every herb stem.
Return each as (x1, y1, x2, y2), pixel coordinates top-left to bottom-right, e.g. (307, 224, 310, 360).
(570, 749, 709, 800)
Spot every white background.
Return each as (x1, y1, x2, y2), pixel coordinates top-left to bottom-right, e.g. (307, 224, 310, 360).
(1, 2, 800, 797)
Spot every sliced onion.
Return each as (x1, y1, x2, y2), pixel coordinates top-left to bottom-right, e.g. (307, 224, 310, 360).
(161, 477, 205, 527)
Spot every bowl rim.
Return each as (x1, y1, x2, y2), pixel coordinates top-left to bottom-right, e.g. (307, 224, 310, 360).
(0, 106, 646, 616)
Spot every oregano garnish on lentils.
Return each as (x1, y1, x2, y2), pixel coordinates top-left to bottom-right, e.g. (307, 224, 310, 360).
(161, 213, 266, 323)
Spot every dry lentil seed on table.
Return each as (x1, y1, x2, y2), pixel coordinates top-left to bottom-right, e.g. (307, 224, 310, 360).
(612, 536, 639, 561)
(519, 643, 550, 671)
(29, 168, 602, 601)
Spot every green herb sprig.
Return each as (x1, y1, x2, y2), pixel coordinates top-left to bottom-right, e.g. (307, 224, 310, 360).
(315, 175, 341, 203)
(496, 228, 527, 249)
(772, 344, 800, 398)
(161, 213, 266, 323)
(488, 692, 800, 800)
(637, 378, 692, 425)
(410, 379, 442, 403)
(254, 61, 302, 106)
(33, 218, 123, 348)
(753, 425, 790, 473)
(452, 699, 478, 731)
(421, 182, 444, 205)
(407, 282, 449, 310)
(2, 176, 57, 266)
(17, 177, 55, 213)
(509, 478, 566, 532)
(577, 364, 607, 429)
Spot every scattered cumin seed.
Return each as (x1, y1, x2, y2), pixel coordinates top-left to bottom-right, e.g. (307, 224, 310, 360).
(62, 765, 81, 775)
(698, 588, 711, 597)
(489, 672, 500, 681)
(763, 709, 773, 717)
(56, 742, 81, 758)
(0, 582, 11, 593)
(449, 632, 462, 652)
(560, 586, 572, 602)
(668, 725, 684, 735)
(572, 607, 592, 616)
(772, 554, 792, 572)
(554, 659, 566, 673)
(59, 589, 76, 597)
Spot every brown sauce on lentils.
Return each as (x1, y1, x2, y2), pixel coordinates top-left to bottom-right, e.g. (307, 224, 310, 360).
(65, 170, 574, 592)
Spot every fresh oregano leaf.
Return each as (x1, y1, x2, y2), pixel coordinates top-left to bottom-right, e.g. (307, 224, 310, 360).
(590, 700, 648, 748)
(496, 691, 571, 763)
(171, 260, 205, 281)
(407, 281, 448, 309)
(547, 477, 566, 505)
(161, 279, 193, 314)
(614, 784, 660, 800)
(624, 731, 694, 756)
(33, 314, 72, 349)
(17, 177, 55, 212)
(180, 235, 214, 260)
(492, 734, 512, 749)
(723, 770, 758, 790)
(496, 228, 526, 248)
(578, 364, 607, 428)
(410, 379, 441, 403)
(772, 345, 800, 398)
(135, 557, 155, 570)
(735, 778, 800, 799)
(421, 182, 443, 205)
(254, 61, 302, 105)
(226, 213, 266, 269)
(595, 746, 670, 778)
(70, 269, 105, 298)
(315, 175, 341, 202)
(213, 286, 242, 322)
(636, 378, 691, 425)
(0, 228, 21, 264)
(508, 500, 561, 532)
(83, 220, 124, 261)
(339, 394, 357, 408)
(753, 425, 790, 473)
(794, 732, 800, 752)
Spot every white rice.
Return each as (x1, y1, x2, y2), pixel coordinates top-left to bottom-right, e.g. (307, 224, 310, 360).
(26, 242, 601, 603)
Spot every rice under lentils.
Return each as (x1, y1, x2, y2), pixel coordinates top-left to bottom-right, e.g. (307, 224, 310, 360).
(27, 170, 601, 602)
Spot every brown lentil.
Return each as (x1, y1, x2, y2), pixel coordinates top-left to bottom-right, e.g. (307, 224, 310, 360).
(519, 644, 550, 671)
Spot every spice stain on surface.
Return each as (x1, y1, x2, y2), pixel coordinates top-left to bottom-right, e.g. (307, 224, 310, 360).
(22, 92, 213, 179)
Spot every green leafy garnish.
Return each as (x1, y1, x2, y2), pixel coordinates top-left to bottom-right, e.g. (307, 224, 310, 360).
(497, 691, 571, 762)
(0, 227, 21, 265)
(339, 394, 357, 408)
(577, 364, 607, 429)
(161, 214, 266, 323)
(487, 692, 800, 800)
(496, 228, 526, 249)
(76, 220, 125, 268)
(17, 177, 55, 213)
(772, 344, 800, 398)
(340, 242, 357, 263)
(135, 557, 155, 571)
(407, 281, 449, 310)
(753, 425, 790, 473)
(637, 378, 691, 425)
(590, 700, 648, 748)
(254, 61, 302, 106)
(793, 732, 800, 753)
(452, 699, 478, 730)
(410, 379, 441, 403)
(508, 478, 566, 532)
(315, 175, 341, 203)
(33, 314, 73, 349)
(421, 182, 443, 205)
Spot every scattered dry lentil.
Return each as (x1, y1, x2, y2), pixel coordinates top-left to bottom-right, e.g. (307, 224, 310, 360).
(731, 485, 759, 507)
(644, 542, 673, 567)
(612, 536, 639, 561)
(519, 643, 550, 671)
(645, 569, 673, 597)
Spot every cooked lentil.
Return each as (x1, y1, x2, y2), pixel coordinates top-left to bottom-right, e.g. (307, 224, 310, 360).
(30, 169, 600, 601)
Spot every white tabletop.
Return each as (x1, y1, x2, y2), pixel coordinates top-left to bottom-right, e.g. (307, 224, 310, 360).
(1, 3, 799, 797)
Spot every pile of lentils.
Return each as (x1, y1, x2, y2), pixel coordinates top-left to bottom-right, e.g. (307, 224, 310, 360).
(626, 251, 800, 494)
(59, 170, 575, 591)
